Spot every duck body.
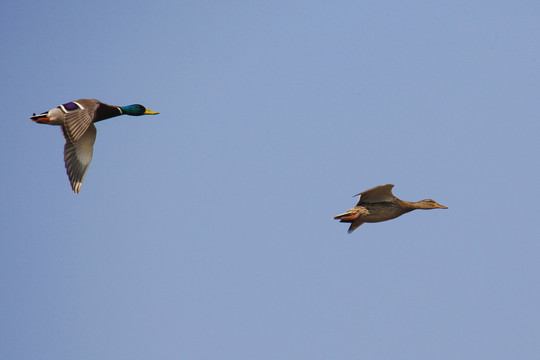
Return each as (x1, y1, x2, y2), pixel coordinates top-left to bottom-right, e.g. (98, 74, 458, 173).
(30, 99, 159, 193)
(31, 100, 121, 127)
(334, 184, 447, 233)
(339, 201, 413, 223)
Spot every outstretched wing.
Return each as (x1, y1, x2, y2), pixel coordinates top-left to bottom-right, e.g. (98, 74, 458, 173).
(63, 123, 97, 193)
(348, 221, 364, 233)
(355, 184, 395, 205)
(61, 99, 99, 143)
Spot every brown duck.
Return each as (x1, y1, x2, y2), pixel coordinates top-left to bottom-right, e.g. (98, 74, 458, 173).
(333, 184, 447, 233)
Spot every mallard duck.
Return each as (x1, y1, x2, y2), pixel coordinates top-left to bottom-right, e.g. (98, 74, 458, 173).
(333, 184, 447, 233)
(30, 99, 159, 193)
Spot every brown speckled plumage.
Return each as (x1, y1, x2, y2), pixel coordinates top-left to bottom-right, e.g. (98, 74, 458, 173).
(334, 184, 447, 233)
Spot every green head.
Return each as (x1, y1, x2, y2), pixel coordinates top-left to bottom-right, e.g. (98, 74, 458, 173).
(120, 104, 159, 116)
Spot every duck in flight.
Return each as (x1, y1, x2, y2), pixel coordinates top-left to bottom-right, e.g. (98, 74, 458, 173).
(30, 99, 159, 193)
(334, 184, 447, 233)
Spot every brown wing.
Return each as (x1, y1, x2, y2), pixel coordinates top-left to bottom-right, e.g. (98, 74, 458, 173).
(348, 220, 364, 233)
(63, 123, 97, 193)
(355, 184, 395, 205)
(62, 99, 100, 143)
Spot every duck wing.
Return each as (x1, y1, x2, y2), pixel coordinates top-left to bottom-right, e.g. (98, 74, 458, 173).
(63, 123, 97, 193)
(348, 220, 364, 233)
(62, 99, 99, 143)
(355, 184, 395, 205)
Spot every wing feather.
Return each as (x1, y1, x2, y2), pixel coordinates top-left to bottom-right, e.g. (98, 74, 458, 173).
(63, 124, 97, 193)
(356, 184, 395, 205)
(62, 99, 99, 143)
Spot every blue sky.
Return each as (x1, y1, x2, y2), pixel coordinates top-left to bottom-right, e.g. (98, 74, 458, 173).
(1, 1, 539, 359)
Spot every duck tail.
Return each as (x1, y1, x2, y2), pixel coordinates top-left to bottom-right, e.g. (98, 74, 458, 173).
(334, 209, 363, 233)
(30, 112, 50, 123)
(333, 210, 359, 222)
(333, 212, 349, 220)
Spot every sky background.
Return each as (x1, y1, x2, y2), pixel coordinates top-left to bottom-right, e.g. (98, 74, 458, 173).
(1, 1, 540, 359)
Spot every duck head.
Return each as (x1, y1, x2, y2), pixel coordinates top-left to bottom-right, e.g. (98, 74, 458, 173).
(120, 104, 159, 116)
(414, 199, 448, 210)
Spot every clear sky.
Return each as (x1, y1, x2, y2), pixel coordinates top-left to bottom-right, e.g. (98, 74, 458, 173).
(1, 1, 539, 359)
